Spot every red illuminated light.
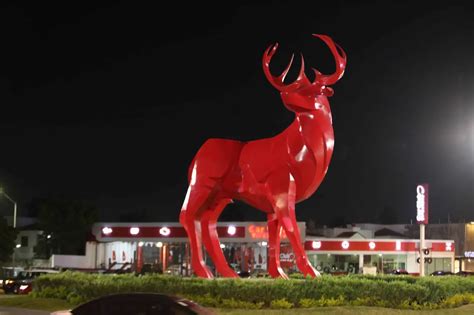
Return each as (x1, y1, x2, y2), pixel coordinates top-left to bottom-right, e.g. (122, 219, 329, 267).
(248, 225, 287, 239)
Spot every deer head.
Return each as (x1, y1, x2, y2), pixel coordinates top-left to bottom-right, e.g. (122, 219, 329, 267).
(263, 34, 346, 113)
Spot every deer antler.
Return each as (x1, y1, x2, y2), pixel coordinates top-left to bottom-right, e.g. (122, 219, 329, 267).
(263, 34, 346, 96)
(311, 34, 346, 86)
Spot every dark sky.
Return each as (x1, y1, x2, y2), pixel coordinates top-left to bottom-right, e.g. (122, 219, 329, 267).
(0, 1, 473, 225)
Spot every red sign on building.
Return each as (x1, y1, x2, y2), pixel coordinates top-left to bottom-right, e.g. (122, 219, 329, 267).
(416, 184, 429, 224)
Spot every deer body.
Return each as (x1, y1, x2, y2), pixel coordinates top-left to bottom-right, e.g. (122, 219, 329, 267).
(180, 34, 346, 279)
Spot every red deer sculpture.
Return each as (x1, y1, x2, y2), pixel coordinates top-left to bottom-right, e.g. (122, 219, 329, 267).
(180, 34, 346, 279)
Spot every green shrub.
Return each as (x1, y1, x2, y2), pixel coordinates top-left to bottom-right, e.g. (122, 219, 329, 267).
(31, 271, 474, 310)
(299, 298, 317, 308)
(270, 298, 293, 309)
(221, 298, 264, 309)
(186, 293, 220, 308)
(440, 293, 474, 308)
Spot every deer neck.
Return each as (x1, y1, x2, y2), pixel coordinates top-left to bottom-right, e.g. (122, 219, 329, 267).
(287, 102, 335, 168)
(284, 104, 334, 200)
(293, 106, 333, 142)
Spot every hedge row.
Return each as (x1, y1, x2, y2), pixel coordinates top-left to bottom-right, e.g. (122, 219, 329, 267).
(32, 272, 474, 309)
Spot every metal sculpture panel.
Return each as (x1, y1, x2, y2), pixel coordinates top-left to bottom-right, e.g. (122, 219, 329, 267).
(180, 34, 346, 279)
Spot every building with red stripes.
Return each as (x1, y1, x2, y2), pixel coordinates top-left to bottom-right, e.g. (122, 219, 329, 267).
(78, 222, 457, 276)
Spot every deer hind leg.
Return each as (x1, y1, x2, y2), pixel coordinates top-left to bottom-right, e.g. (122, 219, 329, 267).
(267, 213, 288, 279)
(267, 172, 320, 278)
(179, 184, 214, 278)
(201, 197, 238, 278)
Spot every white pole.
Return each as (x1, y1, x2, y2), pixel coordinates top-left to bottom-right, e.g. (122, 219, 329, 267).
(420, 223, 425, 276)
(13, 201, 17, 229)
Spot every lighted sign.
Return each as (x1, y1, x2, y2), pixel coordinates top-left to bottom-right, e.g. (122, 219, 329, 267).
(248, 224, 287, 239)
(159, 227, 171, 236)
(312, 241, 322, 249)
(396, 240, 402, 251)
(102, 227, 113, 235)
(445, 242, 452, 251)
(341, 241, 349, 249)
(416, 184, 429, 224)
(248, 225, 267, 239)
(227, 225, 236, 236)
(130, 227, 140, 235)
(280, 253, 295, 262)
(369, 241, 376, 250)
(464, 251, 474, 258)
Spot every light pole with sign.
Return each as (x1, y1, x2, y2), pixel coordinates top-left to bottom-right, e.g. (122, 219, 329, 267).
(416, 184, 429, 276)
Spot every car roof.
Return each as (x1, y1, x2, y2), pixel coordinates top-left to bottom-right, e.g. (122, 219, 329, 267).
(71, 293, 209, 313)
(22, 269, 60, 273)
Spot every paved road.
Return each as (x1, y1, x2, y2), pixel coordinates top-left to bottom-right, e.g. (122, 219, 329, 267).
(0, 307, 49, 315)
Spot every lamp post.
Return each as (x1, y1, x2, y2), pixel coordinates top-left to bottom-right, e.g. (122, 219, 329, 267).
(0, 187, 17, 228)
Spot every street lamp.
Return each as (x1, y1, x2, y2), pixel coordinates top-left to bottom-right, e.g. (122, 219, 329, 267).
(0, 187, 17, 228)
(12, 244, 21, 266)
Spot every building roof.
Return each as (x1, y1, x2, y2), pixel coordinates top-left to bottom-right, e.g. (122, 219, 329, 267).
(336, 231, 366, 239)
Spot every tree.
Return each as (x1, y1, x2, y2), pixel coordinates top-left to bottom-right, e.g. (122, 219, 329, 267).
(0, 216, 17, 263)
(33, 198, 98, 258)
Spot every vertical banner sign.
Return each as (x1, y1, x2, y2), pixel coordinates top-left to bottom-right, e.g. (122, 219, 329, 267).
(416, 184, 429, 224)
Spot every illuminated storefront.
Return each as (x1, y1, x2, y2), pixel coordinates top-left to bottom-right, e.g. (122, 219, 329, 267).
(91, 222, 304, 275)
(305, 238, 455, 275)
(463, 222, 474, 272)
(90, 222, 455, 276)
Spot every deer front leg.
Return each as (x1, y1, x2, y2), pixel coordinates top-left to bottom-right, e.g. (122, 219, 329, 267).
(268, 172, 320, 278)
(267, 213, 288, 279)
(201, 198, 238, 278)
(179, 185, 214, 278)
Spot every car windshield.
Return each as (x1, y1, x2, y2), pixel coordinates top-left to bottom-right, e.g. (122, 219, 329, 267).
(1, 267, 23, 278)
(17, 271, 47, 279)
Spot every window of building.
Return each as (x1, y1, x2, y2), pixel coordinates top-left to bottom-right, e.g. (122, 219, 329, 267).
(426, 258, 452, 274)
(21, 236, 29, 247)
(309, 254, 359, 274)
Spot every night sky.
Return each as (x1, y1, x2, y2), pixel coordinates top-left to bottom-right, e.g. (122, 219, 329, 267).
(0, 1, 473, 225)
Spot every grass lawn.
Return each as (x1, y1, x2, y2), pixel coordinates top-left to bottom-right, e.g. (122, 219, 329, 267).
(215, 305, 474, 314)
(1, 295, 473, 314)
(0, 295, 74, 312)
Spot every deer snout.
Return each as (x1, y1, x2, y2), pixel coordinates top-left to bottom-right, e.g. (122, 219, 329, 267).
(281, 92, 325, 112)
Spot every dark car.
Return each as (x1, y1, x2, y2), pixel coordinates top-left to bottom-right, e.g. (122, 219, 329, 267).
(237, 270, 251, 278)
(456, 271, 474, 277)
(0, 267, 23, 287)
(52, 293, 214, 315)
(391, 269, 409, 275)
(2, 269, 59, 294)
(430, 270, 454, 276)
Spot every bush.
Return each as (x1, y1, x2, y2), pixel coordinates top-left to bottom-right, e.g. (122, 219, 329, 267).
(32, 271, 474, 310)
(440, 293, 474, 308)
(270, 298, 293, 309)
(299, 296, 345, 307)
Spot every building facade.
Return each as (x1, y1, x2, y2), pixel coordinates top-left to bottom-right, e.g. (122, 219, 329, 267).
(65, 221, 457, 276)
